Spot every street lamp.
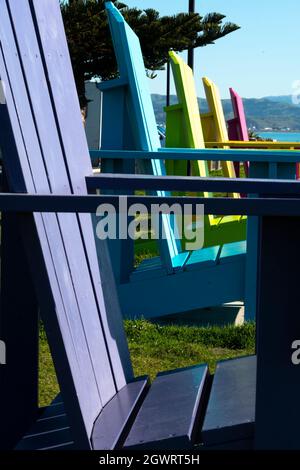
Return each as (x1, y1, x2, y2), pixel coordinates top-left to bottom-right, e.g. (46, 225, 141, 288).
(166, 1, 196, 107)
(188, 0, 195, 70)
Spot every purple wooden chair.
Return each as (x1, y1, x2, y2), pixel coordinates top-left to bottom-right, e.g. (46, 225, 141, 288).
(0, 0, 255, 451)
(227, 88, 250, 177)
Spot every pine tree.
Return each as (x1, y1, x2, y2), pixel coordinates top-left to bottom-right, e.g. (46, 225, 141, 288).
(60, 0, 240, 106)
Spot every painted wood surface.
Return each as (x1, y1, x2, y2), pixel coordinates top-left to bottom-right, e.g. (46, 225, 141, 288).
(245, 160, 296, 321)
(92, 377, 150, 449)
(32, 0, 133, 390)
(202, 77, 238, 183)
(0, 190, 298, 217)
(104, 2, 181, 273)
(87, 172, 300, 195)
(229, 88, 249, 142)
(0, 207, 39, 449)
(1, 0, 300, 453)
(119, 249, 245, 318)
(228, 88, 250, 177)
(104, 4, 247, 283)
(0, 0, 133, 446)
(255, 217, 300, 449)
(94, 147, 300, 163)
(202, 355, 256, 447)
(124, 365, 209, 449)
(0, 0, 97, 446)
(99, 80, 136, 284)
(165, 52, 243, 210)
(165, 51, 208, 180)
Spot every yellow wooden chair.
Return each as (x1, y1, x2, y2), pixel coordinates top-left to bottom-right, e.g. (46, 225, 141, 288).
(164, 51, 245, 248)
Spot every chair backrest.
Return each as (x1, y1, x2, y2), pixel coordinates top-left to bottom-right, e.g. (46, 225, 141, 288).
(104, 2, 183, 271)
(229, 88, 249, 141)
(0, 0, 132, 448)
(202, 77, 229, 143)
(165, 52, 238, 197)
(166, 51, 210, 183)
(202, 77, 237, 181)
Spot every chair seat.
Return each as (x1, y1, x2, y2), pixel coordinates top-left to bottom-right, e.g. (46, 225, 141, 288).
(202, 355, 256, 448)
(133, 241, 246, 279)
(16, 356, 255, 450)
(219, 241, 247, 264)
(16, 365, 209, 451)
(123, 364, 209, 450)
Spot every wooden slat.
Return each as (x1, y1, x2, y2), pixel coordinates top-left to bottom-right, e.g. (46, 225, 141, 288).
(92, 377, 150, 450)
(16, 427, 74, 451)
(25, 414, 69, 436)
(16, 395, 74, 450)
(39, 406, 66, 421)
(123, 365, 209, 449)
(185, 246, 221, 271)
(202, 77, 229, 143)
(0, 192, 297, 217)
(32, 0, 133, 390)
(219, 241, 247, 264)
(87, 172, 300, 195)
(202, 355, 256, 447)
(166, 51, 209, 187)
(229, 88, 249, 142)
(202, 77, 237, 183)
(94, 147, 300, 163)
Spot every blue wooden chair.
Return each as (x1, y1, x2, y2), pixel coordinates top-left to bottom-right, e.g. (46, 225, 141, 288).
(94, 2, 246, 319)
(0, 0, 256, 451)
(95, 3, 298, 323)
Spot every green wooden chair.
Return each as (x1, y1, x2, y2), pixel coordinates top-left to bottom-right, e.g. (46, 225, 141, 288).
(165, 51, 246, 248)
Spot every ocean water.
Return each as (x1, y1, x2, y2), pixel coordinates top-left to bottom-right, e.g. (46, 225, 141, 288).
(259, 132, 300, 142)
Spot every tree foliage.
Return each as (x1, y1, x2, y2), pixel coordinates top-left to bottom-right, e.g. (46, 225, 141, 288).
(61, 0, 240, 106)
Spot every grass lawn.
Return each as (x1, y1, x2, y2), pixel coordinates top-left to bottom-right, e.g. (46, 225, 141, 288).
(39, 320, 255, 406)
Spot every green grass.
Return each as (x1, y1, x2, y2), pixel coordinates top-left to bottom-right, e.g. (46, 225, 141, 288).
(39, 320, 255, 406)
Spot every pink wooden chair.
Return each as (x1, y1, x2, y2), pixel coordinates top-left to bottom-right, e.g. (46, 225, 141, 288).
(227, 88, 249, 177)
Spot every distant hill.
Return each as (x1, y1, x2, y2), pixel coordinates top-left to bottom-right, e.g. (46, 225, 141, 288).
(263, 95, 296, 106)
(152, 94, 300, 132)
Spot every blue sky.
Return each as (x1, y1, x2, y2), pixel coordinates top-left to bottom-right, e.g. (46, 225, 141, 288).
(124, 0, 300, 100)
